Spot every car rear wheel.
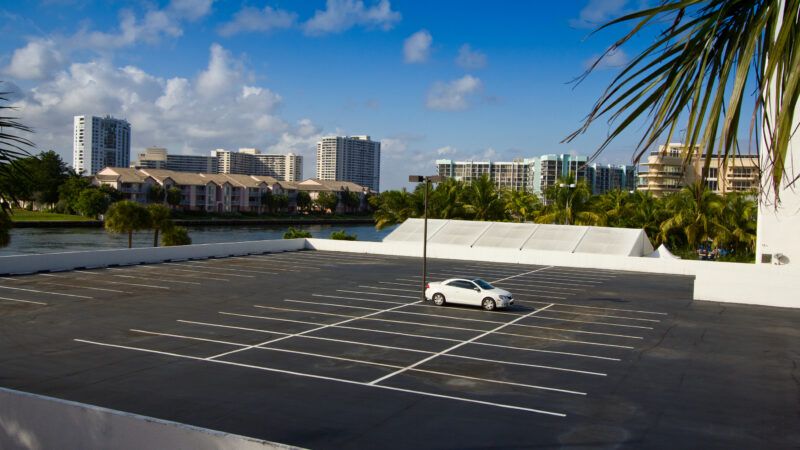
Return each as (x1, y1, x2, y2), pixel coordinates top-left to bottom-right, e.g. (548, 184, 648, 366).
(432, 293, 446, 306)
(482, 298, 496, 311)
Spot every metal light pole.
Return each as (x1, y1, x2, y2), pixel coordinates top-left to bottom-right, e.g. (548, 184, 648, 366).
(409, 175, 444, 301)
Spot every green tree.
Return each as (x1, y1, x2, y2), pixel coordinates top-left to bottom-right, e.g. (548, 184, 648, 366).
(536, 177, 603, 225)
(595, 189, 632, 228)
(147, 203, 173, 247)
(429, 178, 466, 219)
(564, 0, 799, 202)
(283, 226, 312, 239)
(315, 192, 339, 214)
(274, 193, 289, 212)
(715, 192, 757, 256)
(504, 189, 542, 223)
(75, 189, 110, 219)
(371, 189, 417, 229)
(147, 184, 165, 203)
(330, 229, 357, 240)
(296, 191, 312, 212)
(98, 184, 123, 203)
(627, 190, 668, 246)
(162, 226, 191, 246)
(166, 187, 182, 208)
(57, 176, 92, 214)
(659, 183, 724, 250)
(31, 151, 71, 207)
(104, 200, 151, 248)
(0, 86, 34, 247)
(342, 189, 361, 213)
(260, 190, 274, 214)
(464, 175, 504, 221)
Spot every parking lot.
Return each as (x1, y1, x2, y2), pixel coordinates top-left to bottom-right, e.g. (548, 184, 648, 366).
(1, 250, 798, 448)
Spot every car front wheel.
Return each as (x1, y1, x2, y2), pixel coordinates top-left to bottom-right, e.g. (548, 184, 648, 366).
(482, 298, 496, 311)
(432, 293, 446, 306)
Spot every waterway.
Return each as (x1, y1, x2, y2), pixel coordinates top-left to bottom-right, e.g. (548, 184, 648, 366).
(1, 223, 397, 256)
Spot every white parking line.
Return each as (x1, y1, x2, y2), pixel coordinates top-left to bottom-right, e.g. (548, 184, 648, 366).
(73, 338, 566, 417)
(545, 309, 661, 323)
(105, 272, 202, 285)
(368, 304, 556, 385)
(363, 284, 577, 297)
(489, 281, 588, 291)
(217, 311, 621, 359)
(206, 300, 421, 360)
(161, 263, 255, 278)
(526, 314, 653, 330)
(43, 273, 170, 290)
(166, 261, 278, 275)
(0, 283, 92, 299)
(489, 298, 669, 316)
(0, 278, 130, 294)
(286, 299, 642, 340)
(224, 257, 305, 271)
(438, 267, 615, 282)
(337, 289, 417, 299)
(176, 320, 606, 376)
(250, 305, 633, 349)
(0, 296, 47, 305)
(312, 293, 408, 306)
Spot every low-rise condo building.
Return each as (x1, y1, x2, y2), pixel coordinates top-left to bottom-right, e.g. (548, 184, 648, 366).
(638, 143, 760, 196)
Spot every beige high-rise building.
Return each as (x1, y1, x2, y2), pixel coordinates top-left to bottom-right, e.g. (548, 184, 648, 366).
(316, 136, 380, 192)
(638, 143, 760, 196)
(211, 149, 303, 181)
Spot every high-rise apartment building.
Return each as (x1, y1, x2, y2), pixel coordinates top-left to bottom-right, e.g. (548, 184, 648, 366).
(532, 154, 590, 196)
(135, 147, 219, 173)
(212, 149, 303, 181)
(436, 159, 536, 191)
(316, 136, 380, 192)
(587, 164, 637, 195)
(72, 115, 131, 175)
(638, 143, 760, 197)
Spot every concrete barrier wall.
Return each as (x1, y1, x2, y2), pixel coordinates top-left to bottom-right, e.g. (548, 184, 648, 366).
(305, 239, 800, 308)
(0, 387, 297, 450)
(0, 239, 307, 275)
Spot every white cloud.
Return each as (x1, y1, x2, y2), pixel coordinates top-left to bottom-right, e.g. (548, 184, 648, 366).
(73, 8, 183, 50)
(570, 0, 630, 28)
(583, 47, 629, 69)
(11, 44, 321, 172)
(303, 0, 401, 36)
(403, 29, 432, 63)
(426, 75, 482, 111)
(168, 0, 215, 21)
(455, 44, 487, 70)
(4, 39, 64, 80)
(217, 6, 297, 37)
(436, 146, 457, 156)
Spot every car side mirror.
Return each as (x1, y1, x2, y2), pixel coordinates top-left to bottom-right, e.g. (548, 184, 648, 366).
(473, 288, 481, 292)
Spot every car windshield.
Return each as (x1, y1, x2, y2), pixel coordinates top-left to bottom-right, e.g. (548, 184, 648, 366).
(472, 279, 494, 290)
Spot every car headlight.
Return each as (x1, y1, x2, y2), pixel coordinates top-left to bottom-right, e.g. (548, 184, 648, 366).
(499, 295, 511, 301)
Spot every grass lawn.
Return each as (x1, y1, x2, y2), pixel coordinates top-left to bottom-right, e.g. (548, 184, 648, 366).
(10, 209, 95, 222)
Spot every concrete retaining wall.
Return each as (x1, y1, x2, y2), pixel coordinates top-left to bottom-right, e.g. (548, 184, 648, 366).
(305, 239, 800, 308)
(0, 387, 297, 450)
(0, 239, 307, 275)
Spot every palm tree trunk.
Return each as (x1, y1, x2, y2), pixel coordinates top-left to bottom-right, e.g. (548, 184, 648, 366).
(128, 230, 133, 248)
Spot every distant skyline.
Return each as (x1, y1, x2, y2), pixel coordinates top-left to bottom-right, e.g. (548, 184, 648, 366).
(2, 0, 669, 190)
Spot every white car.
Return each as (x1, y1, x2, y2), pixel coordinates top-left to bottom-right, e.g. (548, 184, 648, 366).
(425, 278, 514, 311)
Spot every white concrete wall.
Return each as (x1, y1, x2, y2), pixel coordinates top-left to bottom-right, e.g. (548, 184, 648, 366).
(0, 387, 295, 450)
(0, 239, 307, 275)
(305, 239, 800, 308)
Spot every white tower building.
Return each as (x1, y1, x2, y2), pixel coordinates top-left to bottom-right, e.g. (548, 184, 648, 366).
(72, 115, 131, 175)
(316, 135, 380, 192)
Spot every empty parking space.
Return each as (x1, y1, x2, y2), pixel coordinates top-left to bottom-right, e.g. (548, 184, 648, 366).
(1, 249, 798, 449)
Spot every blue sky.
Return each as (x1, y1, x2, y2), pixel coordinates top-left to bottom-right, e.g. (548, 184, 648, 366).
(1, 0, 657, 190)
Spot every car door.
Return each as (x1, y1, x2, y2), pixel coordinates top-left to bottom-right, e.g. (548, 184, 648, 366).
(463, 280, 484, 306)
(447, 280, 475, 305)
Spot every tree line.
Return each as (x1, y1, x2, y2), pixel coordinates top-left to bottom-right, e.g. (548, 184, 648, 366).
(369, 175, 757, 261)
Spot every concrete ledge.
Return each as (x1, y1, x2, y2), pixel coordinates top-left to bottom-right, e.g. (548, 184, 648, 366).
(0, 387, 298, 450)
(0, 239, 307, 275)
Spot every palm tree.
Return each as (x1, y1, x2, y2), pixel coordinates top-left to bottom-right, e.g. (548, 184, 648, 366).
(627, 190, 668, 246)
(536, 177, 603, 225)
(595, 189, 632, 228)
(147, 203, 173, 247)
(715, 192, 757, 254)
(371, 189, 417, 229)
(1, 86, 34, 248)
(429, 178, 466, 219)
(659, 183, 724, 250)
(105, 200, 151, 248)
(503, 189, 541, 222)
(464, 175, 504, 221)
(564, 0, 799, 202)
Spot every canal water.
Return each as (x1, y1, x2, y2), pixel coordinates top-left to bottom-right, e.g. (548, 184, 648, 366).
(1, 223, 398, 256)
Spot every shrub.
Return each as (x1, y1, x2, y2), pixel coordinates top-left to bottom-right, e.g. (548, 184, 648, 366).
(162, 226, 191, 246)
(330, 229, 356, 241)
(283, 226, 312, 239)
